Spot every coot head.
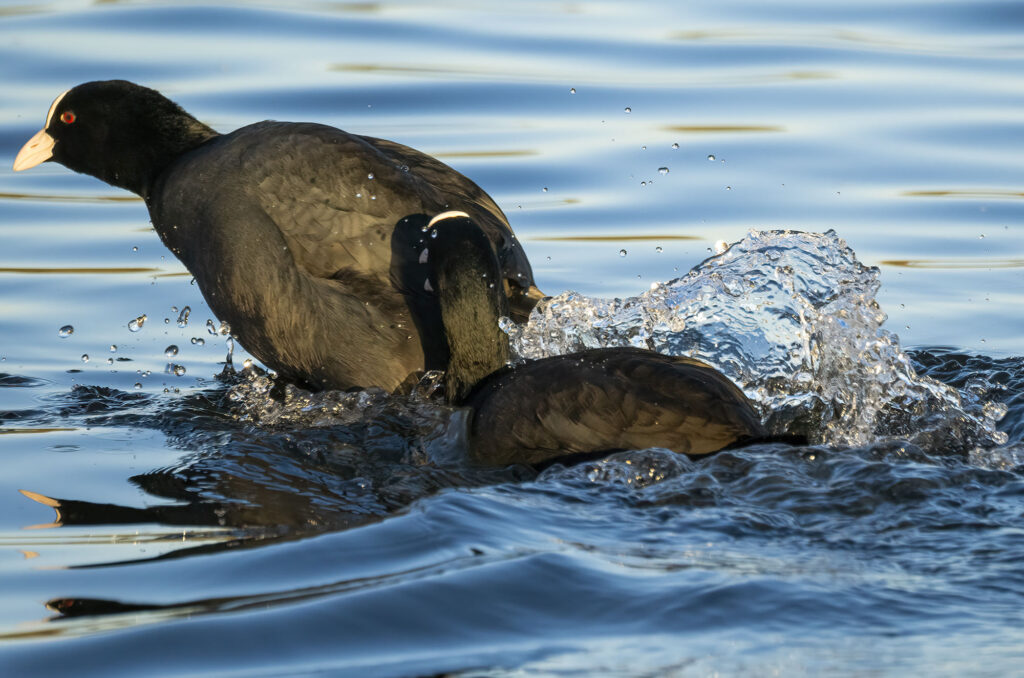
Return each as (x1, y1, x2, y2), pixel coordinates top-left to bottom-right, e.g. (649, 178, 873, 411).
(425, 211, 513, 402)
(13, 80, 215, 198)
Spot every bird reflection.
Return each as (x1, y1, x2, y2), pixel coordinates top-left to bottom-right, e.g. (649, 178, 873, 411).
(19, 381, 531, 561)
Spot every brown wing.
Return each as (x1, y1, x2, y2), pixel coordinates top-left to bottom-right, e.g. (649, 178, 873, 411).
(464, 348, 765, 466)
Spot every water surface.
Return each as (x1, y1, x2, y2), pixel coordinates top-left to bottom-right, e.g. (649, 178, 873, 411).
(1, 2, 1023, 676)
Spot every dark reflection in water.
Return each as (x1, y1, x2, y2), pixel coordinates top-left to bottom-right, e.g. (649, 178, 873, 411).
(17, 376, 535, 548)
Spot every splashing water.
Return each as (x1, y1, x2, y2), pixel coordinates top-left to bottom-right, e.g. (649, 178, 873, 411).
(228, 372, 391, 428)
(128, 314, 147, 332)
(503, 230, 1006, 451)
(224, 229, 1004, 455)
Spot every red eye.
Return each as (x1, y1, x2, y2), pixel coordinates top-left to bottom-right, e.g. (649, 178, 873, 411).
(60, 111, 76, 124)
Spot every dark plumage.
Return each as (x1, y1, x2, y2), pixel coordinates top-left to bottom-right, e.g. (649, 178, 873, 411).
(14, 80, 543, 391)
(427, 214, 770, 467)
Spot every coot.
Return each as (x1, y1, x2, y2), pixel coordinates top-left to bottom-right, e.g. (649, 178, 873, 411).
(425, 212, 770, 467)
(13, 80, 543, 391)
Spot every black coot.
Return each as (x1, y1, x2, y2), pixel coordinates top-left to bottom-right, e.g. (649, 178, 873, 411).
(424, 212, 771, 467)
(13, 80, 544, 392)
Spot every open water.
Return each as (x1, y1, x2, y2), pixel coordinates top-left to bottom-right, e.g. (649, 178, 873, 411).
(1, 1, 1023, 676)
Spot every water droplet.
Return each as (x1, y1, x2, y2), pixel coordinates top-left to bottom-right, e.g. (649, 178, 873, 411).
(243, 358, 253, 369)
(655, 246, 663, 253)
(128, 314, 147, 332)
(726, 186, 732, 191)
(641, 145, 646, 150)
(640, 181, 647, 186)
(658, 167, 669, 175)
(218, 321, 231, 336)
(624, 107, 631, 113)
(569, 87, 576, 94)
(190, 337, 205, 346)
(619, 249, 628, 257)
(106, 357, 114, 365)
(707, 154, 716, 161)
(58, 325, 74, 338)
(355, 192, 362, 198)
(671, 143, 679, 149)
(979, 234, 985, 239)
(176, 306, 191, 328)
(133, 382, 142, 390)
(164, 345, 179, 357)
(542, 187, 548, 192)
(206, 319, 218, 335)
(430, 229, 438, 239)
(367, 172, 375, 180)
(131, 246, 138, 252)
(171, 364, 186, 377)
(110, 344, 117, 352)
(81, 354, 89, 363)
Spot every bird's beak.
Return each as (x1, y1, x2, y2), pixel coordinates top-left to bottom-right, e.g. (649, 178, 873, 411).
(13, 128, 55, 172)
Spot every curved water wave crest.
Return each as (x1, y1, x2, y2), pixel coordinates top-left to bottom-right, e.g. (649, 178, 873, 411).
(504, 230, 1008, 452)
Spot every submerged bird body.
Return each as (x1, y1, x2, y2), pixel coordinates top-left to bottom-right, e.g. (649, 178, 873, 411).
(427, 214, 768, 467)
(463, 348, 766, 466)
(14, 80, 541, 391)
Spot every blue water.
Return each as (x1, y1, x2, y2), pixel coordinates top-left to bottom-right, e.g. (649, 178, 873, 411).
(2, 2, 1024, 675)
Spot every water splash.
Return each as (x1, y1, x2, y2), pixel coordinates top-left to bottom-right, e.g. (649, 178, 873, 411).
(228, 372, 391, 428)
(504, 229, 1006, 451)
(128, 315, 147, 333)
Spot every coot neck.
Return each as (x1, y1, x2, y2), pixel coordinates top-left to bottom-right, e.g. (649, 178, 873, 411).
(137, 124, 218, 200)
(430, 217, 513, 403)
